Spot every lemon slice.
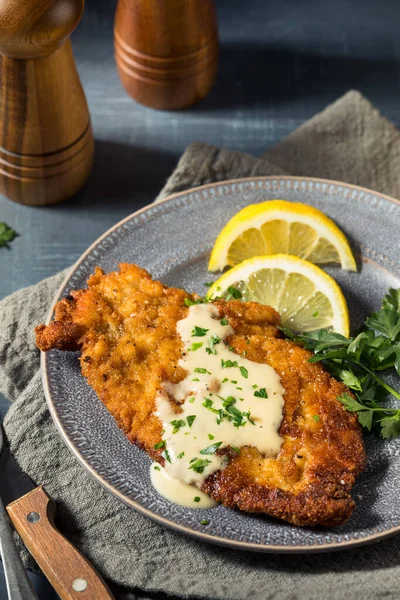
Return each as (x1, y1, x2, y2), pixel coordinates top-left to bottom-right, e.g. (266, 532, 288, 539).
(207, 254, 350, 336)
(208, 200, 356, 272)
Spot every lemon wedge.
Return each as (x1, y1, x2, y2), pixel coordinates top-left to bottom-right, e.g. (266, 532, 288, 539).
(208, 200, 356, 272)
(207, 254, 350, 336)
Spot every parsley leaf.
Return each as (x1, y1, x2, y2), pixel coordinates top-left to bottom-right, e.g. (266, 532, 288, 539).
(0, 223, 17, 248)
(189, 458, 211, 473)
(200, 441, 222, 454)
(282, 287, 400, 439)
(192, 326, 209, 337)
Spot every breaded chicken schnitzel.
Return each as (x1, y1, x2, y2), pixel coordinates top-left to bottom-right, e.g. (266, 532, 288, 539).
(36, 263, 365, 527)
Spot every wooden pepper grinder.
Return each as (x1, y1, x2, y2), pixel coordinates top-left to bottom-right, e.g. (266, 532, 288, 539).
(0, 0, 94, 206)
(114, 0, 219, 110)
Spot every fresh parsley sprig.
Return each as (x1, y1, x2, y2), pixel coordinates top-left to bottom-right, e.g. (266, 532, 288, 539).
(281, 288, 400, 439)
(0, 222, 17, 248)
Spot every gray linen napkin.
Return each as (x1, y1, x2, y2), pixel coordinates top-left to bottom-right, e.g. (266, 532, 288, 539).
(2, 90, 400, 600)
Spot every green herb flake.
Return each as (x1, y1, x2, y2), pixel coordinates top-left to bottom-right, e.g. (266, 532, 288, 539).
(153, 465, 161, 471)
(177, 452, 185, 459)
(313, 414, 320, 423)
(170, 419, 186, 434)
(192, 377, 200, 382)
(204, 282, 213, 288)
(252, 384, 258, 389)
(200, 441, 222, 455)
(191, 342, 203, 351)
(222, 377, 229, 383)
(153, 441, 166, 450)
(239, 366, 248, 378)
(200, 519, 209, 525)
(0, 223, 17, 248)
(254, 387, 268, 398)
(185, 297, 205, 307)
(221, 359, 238, 369)
(187, 415, 196, 427)
(162, 449, 172, 463)
(236, 387, 243, 391)
(226, 286, 242, 300)
(313, 311, 319, 317)
(189, 459, 211, 473)
(194, 367, 210, 374)
(220, 317, 229, 326)
(231, 446, 240, 453)
(188, 396, 196, 404)
(208, 434, 215, 440)
(192, 326, 209, 337)
(194, 496, 201, 502)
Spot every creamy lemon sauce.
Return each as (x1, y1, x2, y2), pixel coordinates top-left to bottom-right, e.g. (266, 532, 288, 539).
(150, 463, 218, 508)
(152, 303, 285, 506)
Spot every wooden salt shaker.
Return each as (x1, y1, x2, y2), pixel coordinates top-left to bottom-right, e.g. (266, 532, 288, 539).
(114, 0, 219, 110)
(0, 0, 94, 206)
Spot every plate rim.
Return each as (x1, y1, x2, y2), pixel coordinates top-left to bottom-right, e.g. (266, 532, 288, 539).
(41, 175, 400, 553)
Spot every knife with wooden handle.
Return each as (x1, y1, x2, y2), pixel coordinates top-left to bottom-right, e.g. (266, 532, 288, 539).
(6, 486, 114, 600)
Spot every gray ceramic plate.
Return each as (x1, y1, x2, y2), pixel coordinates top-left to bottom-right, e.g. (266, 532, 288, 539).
(42, 176, 400, 553)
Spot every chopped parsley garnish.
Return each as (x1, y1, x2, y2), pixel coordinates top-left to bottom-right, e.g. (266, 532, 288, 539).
(239, 366, 248, 378)
(162, 449, 172, 463)
(236, 387, 243, 391)
(192, 377, 200, 382)
(231, 380, 237, 384)
(192, 326, 209, 337)
(189, 458, 211, 473)
(0, 223, 17, 248)
(206, 334, 221, 355)
(231, 446, 240, 453)
(177, 452, 185, 459)
(220, 317, 229, 326)
(252, 384, 258, 389)
(254, 387, 268, 398)
(313, 414, 320, 422)
(153, 441, 166, 450)
(194, 496, 201, 502)
(187, 415, 196, 427)
(191, 342, 203, 351)
(188, 396, 196, 403)
(194, 367, 210, 374)
(221, 359, 238, 369)
(200, 441, 222, 454)
(170, 419, 186, 434)
(281, 287, 400, 439)
(184, 297, 204, 307)
(208, 434, 215, 440)
(204, 282, 213, 288)
(153, 465, 160, 471)
(222, 378, 229, 383)
(313, 311, 319, 317)
(225, 286, 242, 300)
(200, 519, 209, 525)
(204, 395, 254, 428)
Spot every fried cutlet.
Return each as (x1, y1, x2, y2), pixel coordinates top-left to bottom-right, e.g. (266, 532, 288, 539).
(35, 263, 365, 527)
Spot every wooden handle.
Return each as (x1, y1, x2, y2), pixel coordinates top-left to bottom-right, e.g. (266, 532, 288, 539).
(7, 487, 114, 600)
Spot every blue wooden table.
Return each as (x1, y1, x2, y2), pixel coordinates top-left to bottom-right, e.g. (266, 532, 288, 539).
(1, 0, 400, 597)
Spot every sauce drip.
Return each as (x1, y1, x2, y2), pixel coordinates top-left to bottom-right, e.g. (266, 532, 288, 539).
(150, 463, 218, 508)
(153, 303, 285, 502)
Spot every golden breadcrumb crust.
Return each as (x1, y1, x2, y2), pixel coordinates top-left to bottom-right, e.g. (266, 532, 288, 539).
(36, 263, 365, 527)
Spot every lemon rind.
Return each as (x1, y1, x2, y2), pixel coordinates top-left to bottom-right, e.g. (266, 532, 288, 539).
(208, 200, 356, 272)
(207, 254, 350, 336)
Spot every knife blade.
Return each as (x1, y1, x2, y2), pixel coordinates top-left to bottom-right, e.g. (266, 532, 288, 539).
(0, 428, 38, 600)
(0, 435, 115, 600)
